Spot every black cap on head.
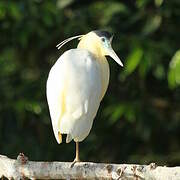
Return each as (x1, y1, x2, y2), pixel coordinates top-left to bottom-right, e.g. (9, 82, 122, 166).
(93, 30, 113, 40)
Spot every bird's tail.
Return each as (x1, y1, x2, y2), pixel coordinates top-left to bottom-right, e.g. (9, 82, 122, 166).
(66, 134, 72, 143)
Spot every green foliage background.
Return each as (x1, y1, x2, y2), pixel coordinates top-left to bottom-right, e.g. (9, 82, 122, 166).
(0, 0, 180, 165)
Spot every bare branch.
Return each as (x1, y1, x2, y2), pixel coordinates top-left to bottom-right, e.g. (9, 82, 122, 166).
(0, 154, 180, 179)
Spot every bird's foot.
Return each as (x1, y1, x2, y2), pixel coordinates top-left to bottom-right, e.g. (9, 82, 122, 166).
(70, 157, 81, 168)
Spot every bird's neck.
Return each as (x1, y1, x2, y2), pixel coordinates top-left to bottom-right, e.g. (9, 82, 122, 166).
(77, 35, 103, 59)
(77, 35, 110, 100)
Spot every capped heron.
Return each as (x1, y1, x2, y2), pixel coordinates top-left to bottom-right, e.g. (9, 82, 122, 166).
(46, 30, 123, 163)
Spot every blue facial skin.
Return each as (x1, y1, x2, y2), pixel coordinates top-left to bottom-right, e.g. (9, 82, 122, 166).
(93, 30, 113, 49)
(101, 37, 111, 49)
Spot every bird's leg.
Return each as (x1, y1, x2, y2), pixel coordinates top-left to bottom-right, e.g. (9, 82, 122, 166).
(71, 142, 80, 167)
(75, 141, 80, 162)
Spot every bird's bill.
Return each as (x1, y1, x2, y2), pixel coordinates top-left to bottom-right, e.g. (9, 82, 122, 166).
(108, 48, 123, 67)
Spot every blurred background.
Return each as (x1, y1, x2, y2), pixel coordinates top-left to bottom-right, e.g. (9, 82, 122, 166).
(0, 0, 180, 166)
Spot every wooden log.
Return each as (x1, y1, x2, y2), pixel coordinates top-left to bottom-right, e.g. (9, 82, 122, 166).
(0, 153, 180, 179)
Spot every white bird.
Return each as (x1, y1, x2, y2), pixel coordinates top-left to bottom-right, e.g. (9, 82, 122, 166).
(46, 30, 123, 163)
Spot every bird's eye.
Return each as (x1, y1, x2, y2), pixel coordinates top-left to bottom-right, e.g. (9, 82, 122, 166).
(101, 37, 105, 42)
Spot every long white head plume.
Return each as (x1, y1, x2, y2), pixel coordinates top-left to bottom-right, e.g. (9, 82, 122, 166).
(56, 35, 83, 50)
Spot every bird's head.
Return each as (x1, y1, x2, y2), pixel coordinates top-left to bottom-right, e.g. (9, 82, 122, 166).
(93, 30, 123, 67)
(56, 30, 123, 67)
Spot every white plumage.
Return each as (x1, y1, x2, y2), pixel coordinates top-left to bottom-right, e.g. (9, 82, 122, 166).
(46, 30, 123, 162)
(47, 49, 102, 143)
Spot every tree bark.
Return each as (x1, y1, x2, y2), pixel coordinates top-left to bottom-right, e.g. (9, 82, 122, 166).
(0, 154, 180, 180)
